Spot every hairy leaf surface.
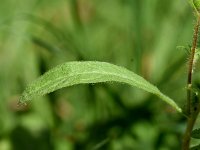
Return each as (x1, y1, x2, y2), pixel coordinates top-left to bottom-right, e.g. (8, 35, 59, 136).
(19, 61, 182, 113)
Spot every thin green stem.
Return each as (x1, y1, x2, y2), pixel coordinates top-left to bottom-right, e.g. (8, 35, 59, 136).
(182, 106, 200, 150)
(187, 15, 200, 115)
(182, 15, 200, 150)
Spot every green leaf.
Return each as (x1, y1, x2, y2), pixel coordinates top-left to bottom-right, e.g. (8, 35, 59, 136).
(188, 0, 199, 15)
(188, 0, 195, 8)
(19, 61, 182, 113)
(191, 128, 200, 139)
(190, 144, 200, 150)
(193, 0, 200, 12)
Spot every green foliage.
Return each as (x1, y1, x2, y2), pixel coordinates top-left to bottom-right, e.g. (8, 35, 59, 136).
(190, 144, 200, 150)
(193, 0, 200, 12)
(0, 0, 193, 149)
(192, 128, 200, 139)
(194, 48, 200, 63)
(19, 61, 182, 112)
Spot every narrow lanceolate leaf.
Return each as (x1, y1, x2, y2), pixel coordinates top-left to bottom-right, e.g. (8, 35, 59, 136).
(19, 61, 182, 113)
(191, 128, 200, 139)
(190, 144, 200, 150)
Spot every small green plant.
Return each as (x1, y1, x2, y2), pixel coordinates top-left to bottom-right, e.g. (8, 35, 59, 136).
(19, 0, 200, 149)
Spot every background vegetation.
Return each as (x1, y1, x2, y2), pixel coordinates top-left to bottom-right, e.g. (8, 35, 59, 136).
(0, 0, 196, 149)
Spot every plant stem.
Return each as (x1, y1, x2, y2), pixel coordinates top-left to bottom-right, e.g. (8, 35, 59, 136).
(182, 15, 200, 150)
(187, 15, 200, 115)
(182, 108, 199, 150)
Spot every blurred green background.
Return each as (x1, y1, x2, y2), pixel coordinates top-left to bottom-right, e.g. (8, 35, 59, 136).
(0, 0, 196, 149)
